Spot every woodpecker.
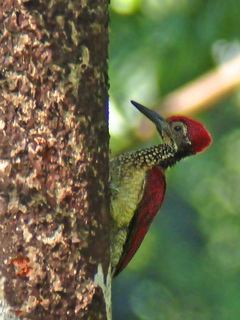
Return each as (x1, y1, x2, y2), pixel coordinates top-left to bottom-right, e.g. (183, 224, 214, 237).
(110, 101, 212, 277)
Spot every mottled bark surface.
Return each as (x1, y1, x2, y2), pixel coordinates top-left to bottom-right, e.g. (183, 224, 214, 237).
(0, 0, 110, 319)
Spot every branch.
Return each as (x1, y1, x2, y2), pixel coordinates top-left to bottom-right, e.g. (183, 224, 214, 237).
(161, 55, 240, 116)
(138, 55, 240, 139)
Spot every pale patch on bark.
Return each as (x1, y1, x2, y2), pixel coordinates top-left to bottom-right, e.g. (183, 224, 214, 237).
(94, 264, 112, 320)
(0, 277, 19, 320)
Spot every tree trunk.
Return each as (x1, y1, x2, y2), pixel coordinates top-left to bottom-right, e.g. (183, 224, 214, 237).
(0, 0, 110, 319)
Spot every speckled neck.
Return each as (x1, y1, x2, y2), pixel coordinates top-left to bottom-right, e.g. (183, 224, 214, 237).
(115, 143, 181, 169)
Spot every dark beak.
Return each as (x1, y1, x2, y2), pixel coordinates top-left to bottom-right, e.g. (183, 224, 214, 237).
(130, 100, 170, 138)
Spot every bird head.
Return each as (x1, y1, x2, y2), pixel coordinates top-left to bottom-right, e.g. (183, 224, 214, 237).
(131, 100, 212, 156)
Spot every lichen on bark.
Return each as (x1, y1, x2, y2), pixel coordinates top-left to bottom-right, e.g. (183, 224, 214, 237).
(0, 0, 110, 319)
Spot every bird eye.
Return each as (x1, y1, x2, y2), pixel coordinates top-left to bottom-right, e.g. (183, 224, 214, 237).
(174, 125, 182, 132)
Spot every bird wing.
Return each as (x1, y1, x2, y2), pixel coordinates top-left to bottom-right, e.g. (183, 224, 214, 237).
(114, 166, 166, 276)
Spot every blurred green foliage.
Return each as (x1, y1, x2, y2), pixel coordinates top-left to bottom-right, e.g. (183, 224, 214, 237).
(109, 1, 240, 319)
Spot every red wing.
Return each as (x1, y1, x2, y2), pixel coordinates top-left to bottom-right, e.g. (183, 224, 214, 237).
(114, 166, 166, 276)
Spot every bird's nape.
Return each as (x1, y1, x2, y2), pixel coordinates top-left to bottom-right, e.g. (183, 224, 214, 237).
(167, 116, 212, 154)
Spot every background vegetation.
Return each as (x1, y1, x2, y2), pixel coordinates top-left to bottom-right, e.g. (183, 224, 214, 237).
(109, 1, 240, 319)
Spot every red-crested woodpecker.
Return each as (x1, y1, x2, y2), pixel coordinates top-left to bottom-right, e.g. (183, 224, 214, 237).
(110, 101, 212, 277)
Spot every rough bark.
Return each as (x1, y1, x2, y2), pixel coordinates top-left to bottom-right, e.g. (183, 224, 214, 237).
(0, 0, 110, 319)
